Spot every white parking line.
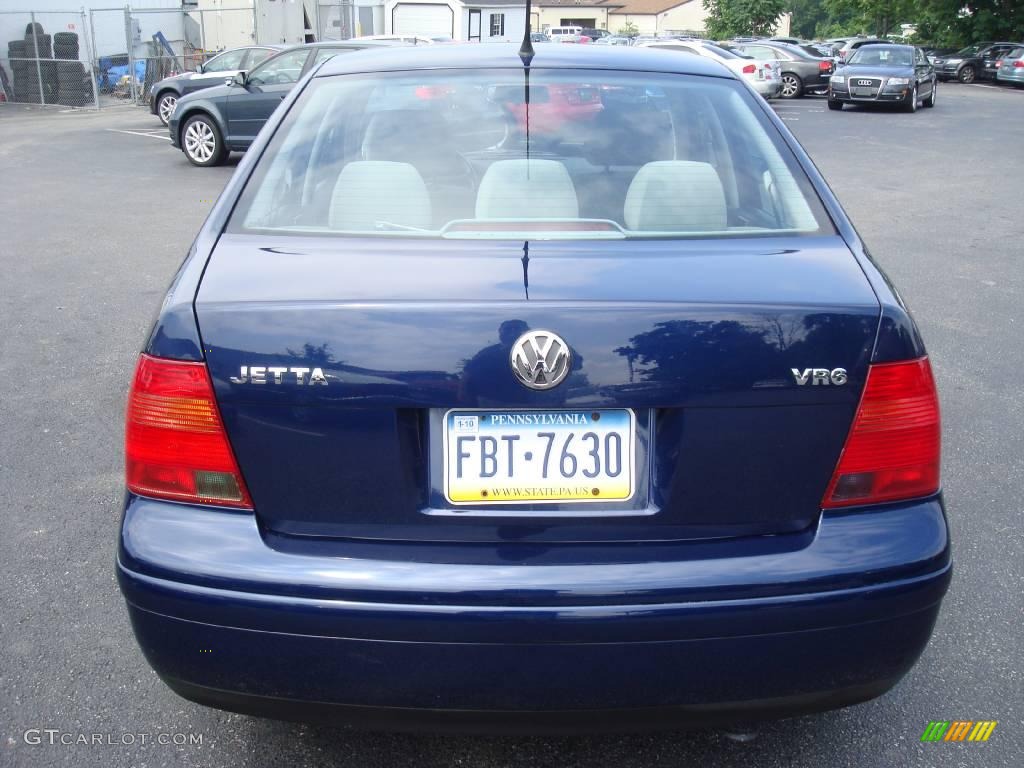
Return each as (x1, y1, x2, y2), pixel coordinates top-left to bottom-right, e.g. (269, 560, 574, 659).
(105, 128, 171, 141)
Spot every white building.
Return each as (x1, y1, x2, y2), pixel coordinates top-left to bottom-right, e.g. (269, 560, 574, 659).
(384, 0, 527, 42)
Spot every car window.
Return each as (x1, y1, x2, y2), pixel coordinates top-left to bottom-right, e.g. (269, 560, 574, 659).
(231, 69, 832, 240)
(313, 47, 351, 66)
(247, 49, 310, 86)
(744, 46, 778, 60)
(703, 44, 743, 60)
(849, 47, 912, 66)
(203, 48, 247, 73)
(1009, 47, 1024, 58)
(245, 48, 277, 69)
(650, 44, 697, 54)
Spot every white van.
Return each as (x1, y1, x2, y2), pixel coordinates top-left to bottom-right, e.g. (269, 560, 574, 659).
(548, 26, 583, 43)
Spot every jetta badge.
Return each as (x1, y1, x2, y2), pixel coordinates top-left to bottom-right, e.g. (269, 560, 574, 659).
(510, 331, 572, 390)
(229, 366, 328, 385)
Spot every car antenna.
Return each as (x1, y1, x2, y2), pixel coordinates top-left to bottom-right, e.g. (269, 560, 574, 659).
(519, 0, 535, 64)
(520, 3, 536, 177)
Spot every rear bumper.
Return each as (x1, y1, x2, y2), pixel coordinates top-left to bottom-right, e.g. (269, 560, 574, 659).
(752, 79, 782, 98)
(118, 494, 951, 730)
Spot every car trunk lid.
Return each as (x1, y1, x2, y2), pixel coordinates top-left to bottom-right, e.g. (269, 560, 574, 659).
(195, 233, 879, 543)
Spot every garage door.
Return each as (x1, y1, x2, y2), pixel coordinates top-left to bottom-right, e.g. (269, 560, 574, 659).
(392, 4, 453, 38)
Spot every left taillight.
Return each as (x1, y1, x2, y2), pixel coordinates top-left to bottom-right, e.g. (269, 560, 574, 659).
(125, 354, 253, 509)
(742, 63, 757, 74)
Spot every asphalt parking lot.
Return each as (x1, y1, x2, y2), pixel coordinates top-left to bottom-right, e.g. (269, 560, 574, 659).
(1, 82, 1022, 767)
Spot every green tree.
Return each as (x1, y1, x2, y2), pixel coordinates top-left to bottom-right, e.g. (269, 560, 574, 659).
(942, 0, 1024, 42)
(820, 0, 915, 37)
(703, 0, 789, 39)
(787, 0, 831, 39)
(618, 20, 639, 37)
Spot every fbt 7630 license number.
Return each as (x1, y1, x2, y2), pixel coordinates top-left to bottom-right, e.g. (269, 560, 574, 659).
(442, 409, 636, 504)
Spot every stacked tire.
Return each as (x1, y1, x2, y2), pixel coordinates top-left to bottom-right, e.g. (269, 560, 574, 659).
(7, 24, 89, 105)
(53, 31, 79, 60)
(53, 32, 90, 106)
(14, 24, 54, 103)
(8, 40, 30, 102)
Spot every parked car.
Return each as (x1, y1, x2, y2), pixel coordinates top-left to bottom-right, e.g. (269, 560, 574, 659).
(351, 34, 453, 45)
(594, 35, 632, 46)
(731, 41, 834, 98)
(995, 46, 1024, 86)
(637, 40, 782, 99)
(931, 42, 1020, 83)
(922, 46, 957, 63)
(119, 41, 949, 731)
(149, 45, 284, 126)
(810, 41, 841, 58)
(530, 32, 551, 43)
(836, 38, 889, 62)
(548, 26, 583, 43)
(978, 42, 1023, 80)
(170, 40, 398, 166)
(829, 44, 936, 112)
(581, 28, 610, 41)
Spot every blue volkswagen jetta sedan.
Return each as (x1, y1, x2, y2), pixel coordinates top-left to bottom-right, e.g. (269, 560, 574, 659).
(118, 42, 950, 732)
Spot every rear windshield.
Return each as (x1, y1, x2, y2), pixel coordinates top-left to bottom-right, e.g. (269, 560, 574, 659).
(703, 44, 744, 59)
(230, 68, 833, 240)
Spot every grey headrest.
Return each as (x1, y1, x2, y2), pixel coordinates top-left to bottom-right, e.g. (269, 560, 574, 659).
(624, 161, 727, 232)
(475, 159, 579, 219)
(329, 161, 432, 231)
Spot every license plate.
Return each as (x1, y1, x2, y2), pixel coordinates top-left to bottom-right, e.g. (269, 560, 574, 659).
(443, 409, 635, 504)
(852, 87, 874, 96)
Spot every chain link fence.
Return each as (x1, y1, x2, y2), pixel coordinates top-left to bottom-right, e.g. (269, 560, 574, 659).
(1, 10, 99, 107)
(0, 3, 377, 111)
(91, 5, 260, 108)
(0, 4, 266, 111)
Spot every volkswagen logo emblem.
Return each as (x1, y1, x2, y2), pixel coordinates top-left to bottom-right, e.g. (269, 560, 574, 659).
(510, 330, 572, 390)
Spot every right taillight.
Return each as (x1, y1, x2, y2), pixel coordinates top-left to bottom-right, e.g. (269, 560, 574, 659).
(822, 357, 940, 509)
(1014, 60, 1024, 68)
(125, 354, 253, 510)
(819, 60, 833, 71)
